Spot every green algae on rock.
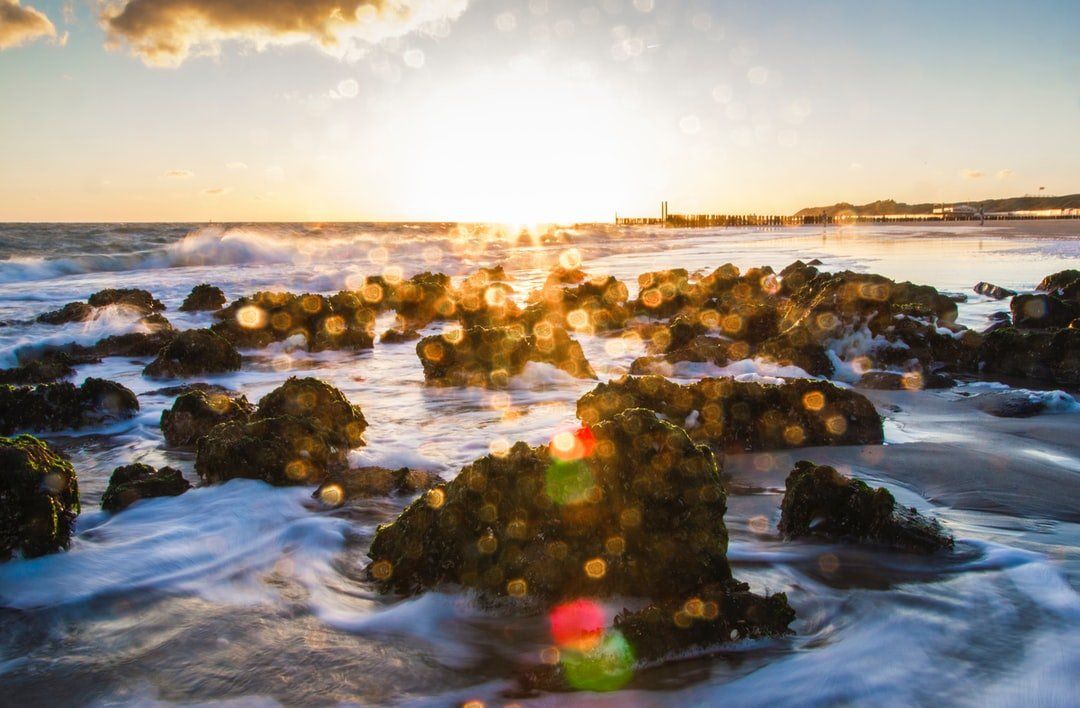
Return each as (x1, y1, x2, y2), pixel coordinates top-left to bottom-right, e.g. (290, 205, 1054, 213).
(417, 324, 596, 387)
(87, 288, 165, 314)
(577, 375, 882, 452)
(778, 461, 953, 552)
(0, 378, 139, 436)
(254, 376, 367, 448)
(179, 284, 227, 312)
(0, 435, 80, 561)
(161, 388, 253, 447)
(101, 463, 191, 513)
(977, 326, 1080, 387)
(143, 328, 242, 379)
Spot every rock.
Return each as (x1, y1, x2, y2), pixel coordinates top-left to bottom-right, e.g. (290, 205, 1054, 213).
(254, 376, 367, 448)
(1010, 294, 1079, 329)
(0, 356, 76, 385)
(87, 288, 164, 313)
(367, 409, 732, 600)
(0, 435, 80, 561)
(577, 375, 882, 452)
(143, 328, 242, 379)
(0, 378, 139, 435)
(194, 415, 348, 486)
(778, 461, 953, 552)
(974, 282, 1016, 300)
(629, 336, 733, 375)
(1037, 269, 1080, 295)
(978, 327, 1080, 386)
(314, 467, 441, 504)
(36, 302, 93, 325)
(213, 291, 376, 352)
(857, 370, 954, 390)
(633, 269, 697, 318)
(101, 463, 191, 512)
(391, 273, 457, 330)
(965, 391, 1048, 418)
(525, 276, 630, 333)
(179, 284, 227, 312)
(380, 327, 420, 344)
(160, 388, 253, 447)
(456, 281, 521, 329)
(417, 324, 596, 387)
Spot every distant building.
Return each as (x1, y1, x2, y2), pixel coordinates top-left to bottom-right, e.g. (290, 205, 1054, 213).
(932, 205, 977, 215)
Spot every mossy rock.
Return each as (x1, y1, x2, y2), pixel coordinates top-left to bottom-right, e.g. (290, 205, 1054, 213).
(977, 327, 1080, 387)
(416, 324, 596, 387)
(194, 415, 348, 486)
(1037, 269, 1080, 295)
(367, 408, 730, 602)
(778, 461, 953, 552)
(212, 291, 376, 352)
(380, 328, 421, 344)
(36, 301, 94, 325)
(161, 388, 253, 447)
(87, 288, 164, 313)
(143, 328, 242, 379)
(179, 284, 227, 312)
(577, 375, 882, 452)
(101, 463, 191, 512)
(254, 377, 367, 448)
(0, 356, 76, 385)
(0, 435, 80, 561)
(314, 467, 441, 505)
(1010, 294, 1079, 329)
(0, 378, 139, 435)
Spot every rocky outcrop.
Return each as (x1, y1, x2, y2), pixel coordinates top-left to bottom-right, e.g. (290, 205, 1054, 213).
(974, 282, 1016, 300)
(1037, 269, 1080, 295)
(87, 288, 165, 314)
(577, 375, 883, 452)
(254, 377, 367, 448)
(417, 325, 596, 387)
(977, 327, 1079, 387)
(314, 467, 441, 505)
(101, 463, 191, 512)
(380, 328, 421, 344)
(0, 355, 76, 385)
(212, 291, 376, 352)
(778, 461, 953, 552)
(525, 276, 631, 333)
(856, 370, 954, 390)
(1010, 293, 1078, 329)
(179, 284, 227, 312)
(0, 378, 139, 435)
(160, 388, 253, 447)
(36, 301, 94, 325)
(143, 328, 242, 379)
(0, 435, 80, 561)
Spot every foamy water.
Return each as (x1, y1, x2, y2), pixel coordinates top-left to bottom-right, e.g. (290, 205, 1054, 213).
(0, 221, 1078, 705)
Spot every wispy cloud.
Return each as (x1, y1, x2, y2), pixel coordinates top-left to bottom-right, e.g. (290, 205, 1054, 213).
(162, 169, 194, 179)
(0, 0, 59, 50)
(102, 0, 469, 68)
(204, 186, 232, 195)
(225, 161, 248, 170)
(961, 169, 985, 180)
(997, 169, 1013, 180)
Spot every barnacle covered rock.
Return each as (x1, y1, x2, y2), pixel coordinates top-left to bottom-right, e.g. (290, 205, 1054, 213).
(179, 284, 227, 312)
(314, 466, 441, 505)
(101, 463, 191, 512)
(976, 326, 1080, 387)
(0, 378, 139, 435)
(778, 461, 953, 552)
(143, 328, 242, 379)
(87, 288, 165, 314)
(254, 376, 367, 448)
(160, 388, 253, 447)
(417, 324, 596, 387)
(212, 291, 376, 352)
(0, 435, 80, 561)
(577, 375, 882, 452)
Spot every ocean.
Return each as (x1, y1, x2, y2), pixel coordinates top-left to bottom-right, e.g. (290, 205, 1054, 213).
(0, 220, 1078, 705)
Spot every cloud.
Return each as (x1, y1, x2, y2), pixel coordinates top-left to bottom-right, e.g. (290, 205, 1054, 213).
(997, 169, 1013, 180)
(102, 0, 469, 68)
(204, 186, 232, 195)
(961, 169, 984, 180)
(225, 161, 248, 170)
(0, 0, 58, 50)
(162, 169, 194, 178)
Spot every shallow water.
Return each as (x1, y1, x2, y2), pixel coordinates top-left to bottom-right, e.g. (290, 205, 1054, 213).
(0, 220, 1078, 706)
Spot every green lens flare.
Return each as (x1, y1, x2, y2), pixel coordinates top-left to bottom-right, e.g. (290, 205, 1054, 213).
(544, 459, 594, 505)
(562, 629, 635, 692)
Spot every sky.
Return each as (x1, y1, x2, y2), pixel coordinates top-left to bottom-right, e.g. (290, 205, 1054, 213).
(0, 0, 1077, 223)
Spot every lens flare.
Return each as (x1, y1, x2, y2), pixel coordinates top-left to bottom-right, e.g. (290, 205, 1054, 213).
(561, 630, 635, 692)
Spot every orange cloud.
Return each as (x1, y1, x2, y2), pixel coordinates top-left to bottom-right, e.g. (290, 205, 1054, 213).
(0, 0, 58, 50)
(102, 0, 468, 67)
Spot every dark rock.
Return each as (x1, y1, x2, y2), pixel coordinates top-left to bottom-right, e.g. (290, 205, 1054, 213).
(87, 288, 164, 313)
(417, 324, 596, 387)
(525, 275, 630, 333)
(101, 463, 191, 512)
(1010, 293, 1079, 329)
(778, 461, 953, 552)
(179, 284, 227, 312)
(390, 273, 457, 330)
(314, 467, 441, 504)
(978, 327, 1080, 386)
(254, 376, 367, 448)
(974, 282, 1016, 300)
(380, 328, 421, 344)
(456, 280, 521, 329)
(1037, 269, 1080, 295)
(143, 328, 242, 379)
(577, 375, 882, 452)
(36, 301, 93, 325)
(0, 378, 139, 435)
(0, 435, 80, 561)
(0, 356, 76, 385)
(92, 327, 176, 358)
(857, 370, 954, 390)
(213, 291, 376, 352)
(195, 415, 349, 486)
(161, 388, 253, 447)
(966, 391, 1048, 418)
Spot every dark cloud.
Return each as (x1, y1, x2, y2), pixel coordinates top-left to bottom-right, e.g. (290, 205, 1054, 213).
(0, 0, 58, 50)
(102, 0, 468, 67)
